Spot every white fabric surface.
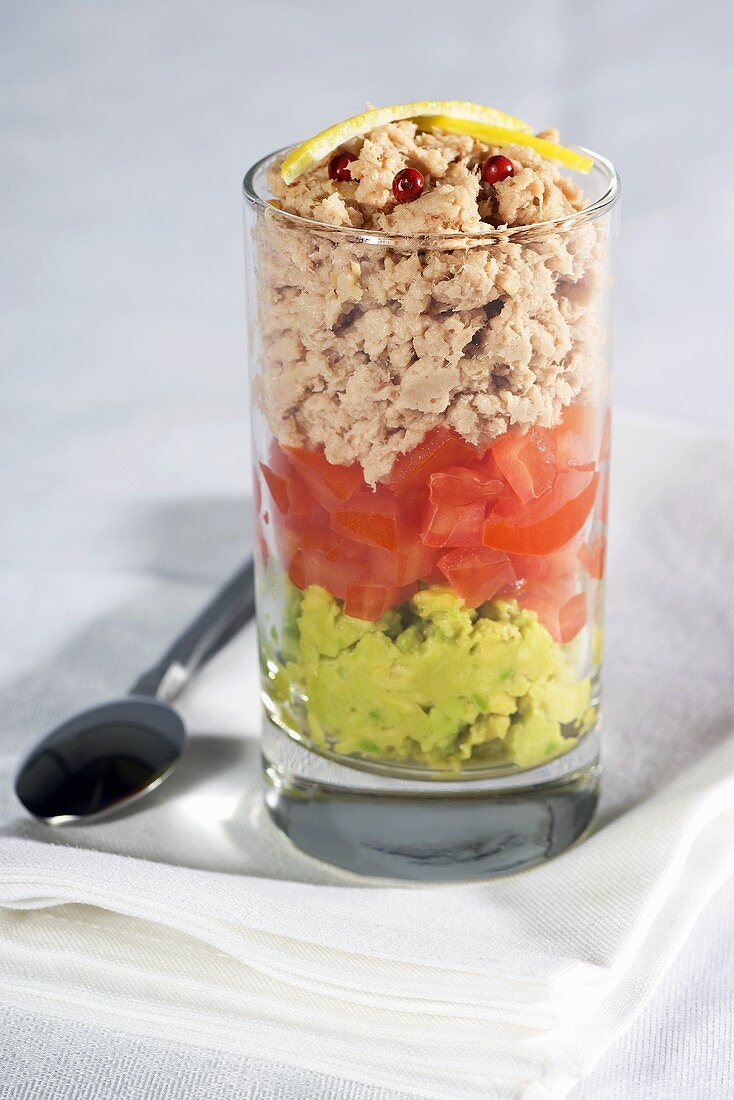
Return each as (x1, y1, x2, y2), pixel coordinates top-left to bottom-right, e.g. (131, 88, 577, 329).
(1, 854, 733, 1100)
(1, 416, 733, 1099)
(2, 871, 734, 1100)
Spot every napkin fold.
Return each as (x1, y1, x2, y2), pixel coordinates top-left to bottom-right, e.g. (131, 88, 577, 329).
(1, 414, 733, 1099)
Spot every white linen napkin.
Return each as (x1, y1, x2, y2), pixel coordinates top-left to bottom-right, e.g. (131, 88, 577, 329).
(1, 414, 733, 1100)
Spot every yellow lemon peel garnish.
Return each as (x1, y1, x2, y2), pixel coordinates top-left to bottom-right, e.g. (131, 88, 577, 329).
(421, 115, 592, 173)
(280, 100, 532, 184)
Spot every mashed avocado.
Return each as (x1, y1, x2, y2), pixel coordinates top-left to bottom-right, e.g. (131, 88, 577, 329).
(270, 585, 594, 772)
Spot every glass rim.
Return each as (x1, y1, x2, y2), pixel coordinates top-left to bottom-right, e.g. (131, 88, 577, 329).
(242, 143, 620, 246)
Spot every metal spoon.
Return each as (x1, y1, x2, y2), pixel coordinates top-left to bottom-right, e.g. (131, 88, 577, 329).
(14, 560, 256, 825)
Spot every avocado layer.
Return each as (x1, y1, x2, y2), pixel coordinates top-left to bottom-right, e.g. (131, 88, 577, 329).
(269, 584, 595, 772)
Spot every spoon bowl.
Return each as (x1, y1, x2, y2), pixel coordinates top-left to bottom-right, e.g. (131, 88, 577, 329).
(15, 697, 186, 824)
(13, 558, 256, 826)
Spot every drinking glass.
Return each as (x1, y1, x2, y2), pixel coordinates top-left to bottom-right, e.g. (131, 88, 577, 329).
(243, 148, 619, 880)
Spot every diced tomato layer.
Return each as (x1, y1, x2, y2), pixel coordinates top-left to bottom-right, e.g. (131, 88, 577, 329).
(343, 584, 393, 621)
(332, 509, 399, 552)
(259, 463, 290, 513)
(579, 535, 606, 580)
(368, 542, 439, 587)
(262, 403, 606, 622)
(286, 474, 319, 519)
(429, 467, 503, 507)
(514, 577, 570, 643)
(421, 499, 486, 548)
(343, 583, 417, 621)
(511, 575, 589, 643)
(558, 592, 588, 643)
(492, 426, 557, 503)
(273, 521, 299, 564)
(555, 404, 599, 470)
(289, 548, 367, 599)
(283, 446, 363, 504)
(419, 466, 503, 548)
(331, 488, 400, 551)
(437, 547, 516, 608)
(387, 427, 483, 495)
(492, 467, 593, 520)
(511, 536, 582, 585)
(296, 524, 341, 558)
(483, 473, 599, 555)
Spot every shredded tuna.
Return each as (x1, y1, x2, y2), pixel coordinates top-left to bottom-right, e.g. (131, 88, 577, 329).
(255, 120, 605, 484)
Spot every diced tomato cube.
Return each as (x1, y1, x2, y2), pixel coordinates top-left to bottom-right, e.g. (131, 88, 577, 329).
(265, 441, 296, 479)
(555, 404, 599, 471)
(297, 525, 342, 558)
(333, 510, 398, 551)
(428, 467, 503, 507)
(492, 426, 557, 503)
(418, 466, 503, 549)
(483, 472, 599, 556)
(514, 579, 563, 642)
(387, 427, 483, 495)
(274, 522, 299, 568)
(473, 447, 502, 479)
(331, 538, 371, 566)
(283, 446, 364, 505)
(517, 582, 561, 639)
(396, 582, 419, 604)
(368, 542, 439, 587)
(287, 548, 307, 590)
(513, 574, 587, 643)
(437, 547, 516, 608)
(420, 499, 486, 548)
(399, 488, 430, 528)
(331, 488, 400, 551)
(259, 462, 290, 514)
(511, 535, 583, 586)
(343, 584, 393, 621)
(284, 473, 320, 521)
(343, 581, 418, 621)
(558, 592, 588, 643)
(288, 548, 368, 599)
(559, 404, 597, 433)
(365, 547, 399, 586)
(425, 564, 447, 585)
(579, 535, 606, 580)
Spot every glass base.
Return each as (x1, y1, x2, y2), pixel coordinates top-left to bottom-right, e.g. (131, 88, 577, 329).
(262, 718, 601, 882)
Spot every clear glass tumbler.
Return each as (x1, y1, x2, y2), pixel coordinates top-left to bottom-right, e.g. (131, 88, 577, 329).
(243, 148, 619, 881)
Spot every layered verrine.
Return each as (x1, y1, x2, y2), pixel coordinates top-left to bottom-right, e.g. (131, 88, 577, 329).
(245, 102, 615, 781)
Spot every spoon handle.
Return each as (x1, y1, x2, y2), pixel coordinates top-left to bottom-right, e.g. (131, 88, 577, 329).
(129, 559, 256, 701)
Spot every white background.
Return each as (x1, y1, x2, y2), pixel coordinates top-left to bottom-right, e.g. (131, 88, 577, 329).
(1, 1, 733, 1097)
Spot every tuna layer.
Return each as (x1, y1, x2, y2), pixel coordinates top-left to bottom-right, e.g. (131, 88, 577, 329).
(254, 121, 606, 485)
